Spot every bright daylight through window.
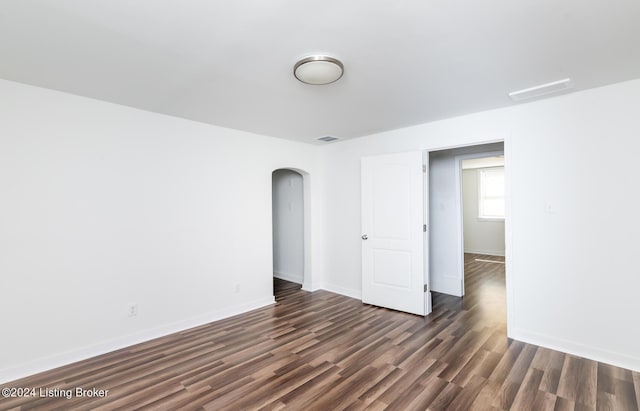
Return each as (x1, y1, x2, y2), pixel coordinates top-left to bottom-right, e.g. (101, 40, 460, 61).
(479, 167, 504, 219)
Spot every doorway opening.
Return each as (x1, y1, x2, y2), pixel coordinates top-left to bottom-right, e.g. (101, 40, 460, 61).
(459, 152, 505, 296)
(427, 142, 506, 320)
(272, 168, 309, 299)
(458, 154, 506, 319)
(359, 142, 509, 322)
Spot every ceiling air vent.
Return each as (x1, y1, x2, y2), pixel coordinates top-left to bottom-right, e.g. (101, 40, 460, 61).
(316, 136, 340, 142)
(508, 78, 573, 102)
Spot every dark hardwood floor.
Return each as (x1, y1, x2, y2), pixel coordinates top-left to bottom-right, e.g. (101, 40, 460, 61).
(2, 254, 639, 410)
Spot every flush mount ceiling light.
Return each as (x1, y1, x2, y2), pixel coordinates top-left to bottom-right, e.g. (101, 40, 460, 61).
(294, 55, 344, 85)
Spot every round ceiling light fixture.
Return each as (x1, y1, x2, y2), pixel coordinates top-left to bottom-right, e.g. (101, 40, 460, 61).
(294, 55, 344, 85)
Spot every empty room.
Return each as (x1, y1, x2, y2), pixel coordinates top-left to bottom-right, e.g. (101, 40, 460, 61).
(1, 1, 640, 410)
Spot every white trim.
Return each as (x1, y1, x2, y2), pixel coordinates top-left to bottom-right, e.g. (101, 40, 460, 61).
(301, 283, 322, 292)
(504, 133, 514, 339)
(511, 328, 640, 373)
(301, 172, 313, 291)
(0, 297, 275, 384)
(322, 283, 362, 300)
(273, 271, 303, 284)
(423, 150, 432, 314)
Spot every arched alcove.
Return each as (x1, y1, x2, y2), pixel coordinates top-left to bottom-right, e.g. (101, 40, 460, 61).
(271, 168, 312, 293)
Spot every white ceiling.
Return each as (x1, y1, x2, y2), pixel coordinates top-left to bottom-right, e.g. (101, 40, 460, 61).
(1, 1, 639, 144)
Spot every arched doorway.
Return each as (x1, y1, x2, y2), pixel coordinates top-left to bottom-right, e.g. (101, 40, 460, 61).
(271, 168, 311, 297)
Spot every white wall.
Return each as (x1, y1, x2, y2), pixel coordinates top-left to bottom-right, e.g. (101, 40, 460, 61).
(0, 79, 320, 383)
(463, 168, 505, 256)
(429, 143, 503, 296)
(3, 76, 640, 382)
(319, 78, 640, 372)
(272, 169, 304, 283)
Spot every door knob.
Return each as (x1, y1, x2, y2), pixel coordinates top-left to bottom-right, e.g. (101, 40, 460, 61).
(362, 234, 368, 240)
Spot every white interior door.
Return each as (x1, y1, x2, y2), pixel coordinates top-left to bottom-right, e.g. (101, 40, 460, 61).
(361, 151, 429, 316)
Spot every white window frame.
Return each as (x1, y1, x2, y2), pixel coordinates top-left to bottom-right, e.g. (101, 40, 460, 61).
(478, 166, 505, 221)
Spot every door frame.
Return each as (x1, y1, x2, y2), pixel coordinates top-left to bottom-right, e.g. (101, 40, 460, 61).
(422, 151, 431, 314)
(424, 137, 512, 333)
(454, 150, 505, 296)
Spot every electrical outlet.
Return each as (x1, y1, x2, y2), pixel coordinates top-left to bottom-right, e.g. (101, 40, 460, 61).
(128, 303, 138, 317)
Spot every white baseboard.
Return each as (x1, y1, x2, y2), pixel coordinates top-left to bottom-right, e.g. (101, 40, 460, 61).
(301, 282, 322, 292)
(0, 297, 275, 384)
(510, 328, 640, 373)
(322, 283, 362, 300)
(273, 271, 303, 284)
(464, 249, 505, 257)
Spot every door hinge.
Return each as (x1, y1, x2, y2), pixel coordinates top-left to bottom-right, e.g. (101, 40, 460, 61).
(424, 284, 429, 292)
(423, 224, 427, 232)
(422, 164, 426, 173)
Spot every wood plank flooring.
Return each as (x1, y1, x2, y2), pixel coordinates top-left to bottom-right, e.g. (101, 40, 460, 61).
(2, 254, 639, 410)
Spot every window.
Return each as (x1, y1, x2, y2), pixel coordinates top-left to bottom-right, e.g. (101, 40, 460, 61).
(478, 167, 504, 219)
